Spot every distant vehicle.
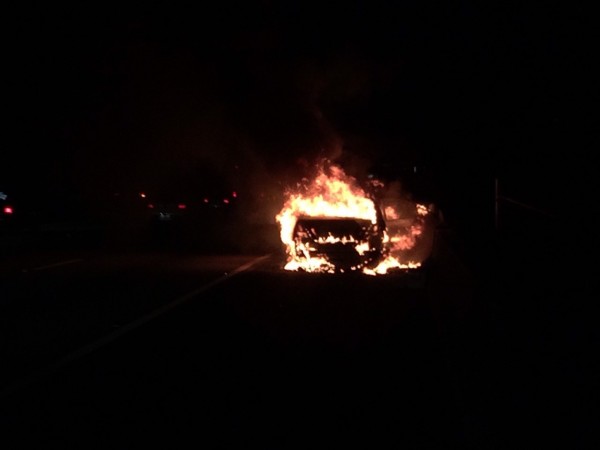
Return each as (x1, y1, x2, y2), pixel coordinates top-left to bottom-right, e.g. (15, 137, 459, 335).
(291, 212, 387, 273)
(147, 198, 190, 224)
(139, 193, 199, 247)
(0, 191, 18, 231)
(137, 187, 240, 249)
(143, 191, 238, 225)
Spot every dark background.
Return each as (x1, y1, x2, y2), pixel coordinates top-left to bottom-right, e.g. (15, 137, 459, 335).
(1, 4, 597, 447)
(3, 1, 597, 234)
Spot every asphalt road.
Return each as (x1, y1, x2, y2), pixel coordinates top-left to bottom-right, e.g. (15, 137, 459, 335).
(0, 219, 596, 449)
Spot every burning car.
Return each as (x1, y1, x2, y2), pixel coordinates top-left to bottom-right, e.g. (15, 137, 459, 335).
(291, 214, 386, 273)
(276, 162, 433, 275)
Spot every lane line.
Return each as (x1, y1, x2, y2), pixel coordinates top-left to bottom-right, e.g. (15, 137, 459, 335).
(30, 258, 84, 272)
(1, 253, 272, 400)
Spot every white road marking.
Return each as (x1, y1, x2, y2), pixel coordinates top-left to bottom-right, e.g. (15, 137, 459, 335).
(1, 253, 272, 399)
(30, 258, 84, 272)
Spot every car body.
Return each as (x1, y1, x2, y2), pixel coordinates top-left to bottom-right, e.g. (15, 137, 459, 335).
(288, 197, 439, 274)
(291, 212, 387, 273)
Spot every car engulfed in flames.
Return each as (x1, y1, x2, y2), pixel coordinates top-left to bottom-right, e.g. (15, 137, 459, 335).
(290, 215, 386, 273)
(276, 162, 433, 275)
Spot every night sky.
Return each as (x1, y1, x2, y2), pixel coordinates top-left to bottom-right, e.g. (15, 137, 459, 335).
(3, 1, 597, 223)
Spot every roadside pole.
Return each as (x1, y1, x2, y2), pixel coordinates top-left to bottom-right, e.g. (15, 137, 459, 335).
(494, 177, 499, 232)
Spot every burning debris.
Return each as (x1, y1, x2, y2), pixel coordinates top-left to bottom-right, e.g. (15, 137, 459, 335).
(275, 162, 432, 275)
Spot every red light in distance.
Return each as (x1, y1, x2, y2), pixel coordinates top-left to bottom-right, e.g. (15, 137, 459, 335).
(3, 206, 13, 214)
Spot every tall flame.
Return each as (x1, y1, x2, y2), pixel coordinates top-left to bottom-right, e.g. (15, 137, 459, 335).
(276, 164, 377, 248)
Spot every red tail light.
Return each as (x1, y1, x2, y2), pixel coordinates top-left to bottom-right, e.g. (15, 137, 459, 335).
(177, 204, 187, 209)
(3, 206, 13, 214)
